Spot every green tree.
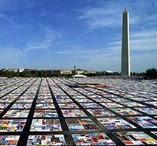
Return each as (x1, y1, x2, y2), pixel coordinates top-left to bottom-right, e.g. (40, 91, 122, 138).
(145, 68, 157, 79)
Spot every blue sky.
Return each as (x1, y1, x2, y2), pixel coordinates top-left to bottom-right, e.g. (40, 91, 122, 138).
(0, 0, 156, 72)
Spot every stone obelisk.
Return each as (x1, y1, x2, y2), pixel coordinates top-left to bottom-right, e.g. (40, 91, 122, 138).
(121, 8, 130, 76)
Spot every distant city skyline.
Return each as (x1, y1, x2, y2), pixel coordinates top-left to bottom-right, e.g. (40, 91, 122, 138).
(0, 0, 157, 72)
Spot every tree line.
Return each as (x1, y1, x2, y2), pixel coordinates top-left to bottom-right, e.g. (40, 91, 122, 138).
(0, 68, 157, 79)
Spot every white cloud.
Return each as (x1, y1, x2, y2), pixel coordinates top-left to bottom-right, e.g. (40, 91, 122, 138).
(0, 47, 25, 68)
(0, 14, 24, 29)
(77, 2, 141, 30)
(78, 6, 122, 29)
(0, 14, 15, 25)
(131, 30, 157, 39)
(130, 29, 157, 51)
(107, 29, 157, 51)
(77, 0, 157, 30)
(131, 38, 157, 51)
(25, 26, 62, 51)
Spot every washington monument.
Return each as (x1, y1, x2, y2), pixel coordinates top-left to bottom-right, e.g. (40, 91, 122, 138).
(121, 8, 130, 76)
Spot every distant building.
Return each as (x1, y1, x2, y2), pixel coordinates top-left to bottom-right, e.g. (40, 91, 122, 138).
(24, 69, 34, 73)
(97, 70, 119, 76)
(72, 69, 85, 75)
(72, 74, 87, 78)
(104, 70, 114, 74)
(3, 68, 18, 72)
(18, 69, 25, 73)
(53, 69, 72, 76)
(84, 70, 97, 75)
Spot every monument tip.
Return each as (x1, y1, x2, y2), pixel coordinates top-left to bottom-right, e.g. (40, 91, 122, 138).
(123, 8, 128, 13)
